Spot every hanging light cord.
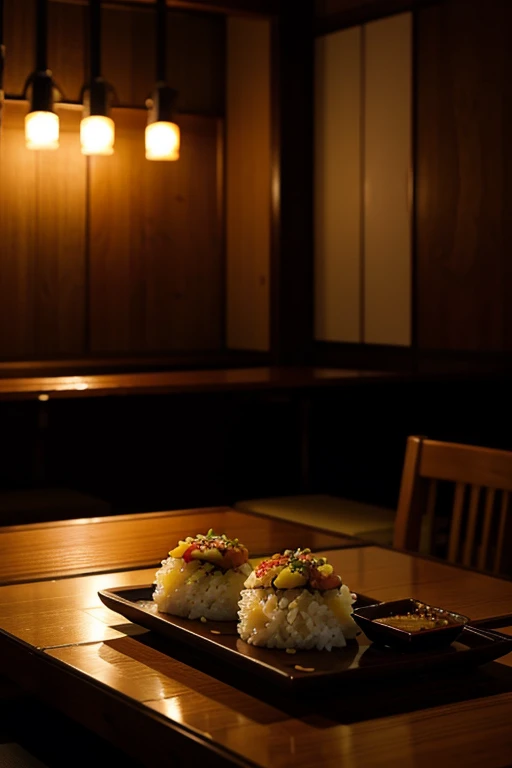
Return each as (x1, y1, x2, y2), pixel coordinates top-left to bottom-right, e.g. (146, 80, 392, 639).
(79, 0, 118, 109)
(156, 0, 166, 83)
(36, 0, 47, 72)
(90, 0, 101, 82)
(21, 0, 65, 103)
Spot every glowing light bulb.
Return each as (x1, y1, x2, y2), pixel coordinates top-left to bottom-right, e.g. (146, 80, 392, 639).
(145, 121, 180, 161)
(25, 111, 59, 150)
(80, 115, 115, 156)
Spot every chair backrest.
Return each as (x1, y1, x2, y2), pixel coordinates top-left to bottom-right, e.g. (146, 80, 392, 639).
(393, 436, 512, 574)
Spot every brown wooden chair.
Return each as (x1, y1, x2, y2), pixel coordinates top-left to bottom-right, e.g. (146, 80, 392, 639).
(393, 436, 512, 575)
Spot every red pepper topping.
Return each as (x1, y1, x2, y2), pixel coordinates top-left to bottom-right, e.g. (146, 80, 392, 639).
(182, 544, 199, 563)
(254, 548, 342, 589)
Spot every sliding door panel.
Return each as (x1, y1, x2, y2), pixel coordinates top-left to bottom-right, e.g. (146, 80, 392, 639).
(315, 26, 362, 343)
(226, 18, 271, 352)
(364, 12, 412, 346)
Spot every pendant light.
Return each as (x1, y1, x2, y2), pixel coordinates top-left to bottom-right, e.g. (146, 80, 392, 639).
(23, 0, 59, 150)
(145, 0, 180, 161)
(80, 0, 114, 156)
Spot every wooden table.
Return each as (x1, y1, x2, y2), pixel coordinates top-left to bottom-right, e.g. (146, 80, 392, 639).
(1, 507, 512, 767)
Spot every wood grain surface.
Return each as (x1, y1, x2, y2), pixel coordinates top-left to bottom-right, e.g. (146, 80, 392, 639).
(48, 0, 86, 104)
(415, 0, 512, 352)
(0, 508, 353, 585)
(326, 547, 512, 624)
(0, 566, 510, 766)
(89, 110, 223, 354)
(35, 114, 87, 357)
(0, 103, 86, 359)
(0, 508, 512, 767)
(0, 104, 37, 359)
(2, 0, 35, 96)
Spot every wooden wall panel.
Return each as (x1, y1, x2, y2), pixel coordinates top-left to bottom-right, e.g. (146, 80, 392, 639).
(0, 107, 37, 359)
(3, 0, 35, 96)
(0, 105, 86, 360)
(35, 112, 87, 357)
(364, 12, 411, 346)
(416, 0, 511, 352)
(89, 110, 223, 353)
(4, 1, 84, 100)
(5, 2, 224, 114)
(48, 1, 86, 104)
(226, 17, 270, 351)
(167, 12, 225, 115)
(102, 6, 224, 114)
(88, 115, 145, 354)
(144, 118, 223, 350)
(102, 7, 154, 108)
(1, 0, 225, 362)
(315, 26, 362, 343)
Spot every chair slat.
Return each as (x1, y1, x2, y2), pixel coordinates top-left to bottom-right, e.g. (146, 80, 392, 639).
(425, 479, 438, 553)
(494, 491, 509, 574)
(448, 482, 466, 563)
(462, 485, 481, 567)
(395, 436, 512, 574)
(394, 436, 425, 551)
(478, 487, 496, 571)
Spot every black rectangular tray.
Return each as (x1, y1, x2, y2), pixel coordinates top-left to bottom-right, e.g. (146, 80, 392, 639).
(98, 585, 512, 690)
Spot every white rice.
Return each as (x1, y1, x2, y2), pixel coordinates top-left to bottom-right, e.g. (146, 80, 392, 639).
(237, 584, 358, 650)
(153, 556, 252, 620)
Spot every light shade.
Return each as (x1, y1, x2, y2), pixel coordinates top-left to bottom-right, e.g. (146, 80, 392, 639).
(80, 114, 115, 156)
(145, 120, 180, 161)
(25, 110, 59, 150)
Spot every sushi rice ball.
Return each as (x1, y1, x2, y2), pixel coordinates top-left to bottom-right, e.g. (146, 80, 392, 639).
(153, 529, 252, 621)
(238, 548, 357, 651)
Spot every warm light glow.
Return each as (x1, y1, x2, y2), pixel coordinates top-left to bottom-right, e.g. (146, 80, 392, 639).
(25, 111, 59, 150)
(80, 115, 115, 156)
(145, 121, 180, 161)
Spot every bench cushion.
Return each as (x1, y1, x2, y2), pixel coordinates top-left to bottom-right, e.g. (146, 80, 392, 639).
(235, 494, 396, 545)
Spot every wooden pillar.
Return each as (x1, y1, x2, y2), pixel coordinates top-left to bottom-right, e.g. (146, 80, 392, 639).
(270, 1, 315, 365)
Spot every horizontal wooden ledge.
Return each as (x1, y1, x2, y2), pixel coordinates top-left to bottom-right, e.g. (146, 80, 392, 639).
(0, 351, 271, 379)
(313, 341, 512, 378)
(49, 0, 279, 17)
(0, 366, 399, 401)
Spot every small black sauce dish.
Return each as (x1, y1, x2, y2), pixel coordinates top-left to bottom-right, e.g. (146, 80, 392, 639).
(352, 598, 469, 651)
